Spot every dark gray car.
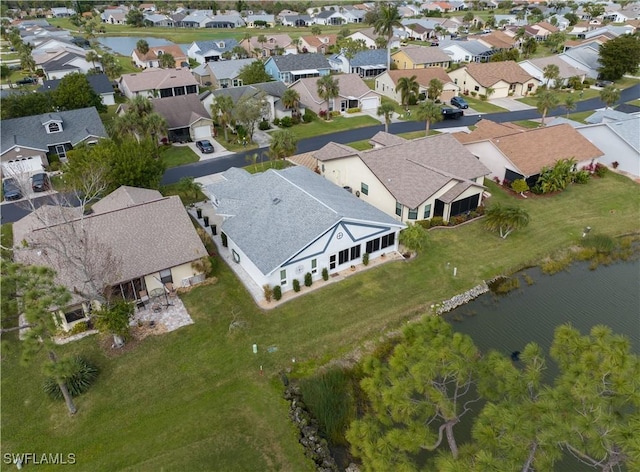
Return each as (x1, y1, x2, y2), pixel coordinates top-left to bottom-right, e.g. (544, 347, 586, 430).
(3, 178, 22, 200)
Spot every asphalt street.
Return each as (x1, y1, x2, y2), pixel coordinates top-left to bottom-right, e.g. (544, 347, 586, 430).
(1, 84, 638, 224)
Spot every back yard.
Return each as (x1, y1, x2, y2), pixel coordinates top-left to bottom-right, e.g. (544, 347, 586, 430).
(2, 172, 639, 470)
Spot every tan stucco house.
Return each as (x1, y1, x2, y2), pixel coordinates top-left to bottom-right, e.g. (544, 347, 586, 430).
(448, 61, 539, 98)
(289, 73, 381, 114)
(314, 133, 490, 223)
(375, 68, 459, 104)
(391, 46, 451, 69)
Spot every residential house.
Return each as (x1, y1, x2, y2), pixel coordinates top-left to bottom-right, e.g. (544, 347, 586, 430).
(425, 2, 454, 14)
(448, 61, 538, 98)
(290, 73, 381, 114)
(375, 68, 459, 103)
(102, 9, 127, 24)
(341, 8, 366, 24)
(39, 73, 115, 106)
(518, 56, 587, 88)
(40, 50, 101, 79)
(298, 34, 338, 54)
(202, 81, 291, 122)
(454, 120, 603, 185)
(280, 14, 313, 27)
(12, 186, 208, 331)
(1, 107, 107, 177)
(143, 13, 175, 27)
(245, 14, 275, 28)
(348, 27, 403, 49)
(179, 10, 213, 28)
(204, 13, 245, 28)
(50, 7, 76, 17)
(314, 133, 490, 223)
(240, 34, 296, 58)
(192, 58, 255, 87)
(313, 9, 347, 26)
(118, 68, 199, 99)
(132, 45, 188, 69)
(572, 114, 640, 178)
(558, 43, 601, 79)
(264, 53, 331, 85)
(328, 49, 387, 77)
(203, 166, 405, 295)
(149, 94, 213, 142)
(476, 30, 517, 51)
(391, 46, 452, 69)
(187, 39, 239, 63)
(439, 39, 496, 63)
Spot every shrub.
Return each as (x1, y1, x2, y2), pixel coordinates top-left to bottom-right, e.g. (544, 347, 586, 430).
(48, 161, 61, 172)
(418, 92, 426, 101)
(479, 94, 487, 101)
(416, 220, 431, 230)
(293, 279, 300, 292)
(493, 176, 501, 184)
(69, 321, 88, 335)
(322, 267, 329, 281)
(303, 109, 316, 123)
(470, 91, 477, 97)
(346, 107, 361, 114)
(43, 357, 98, 400)
(429, 216, 447, 227)
(304, 272, 312, 287)
(612, 161, 619, 169)
(362, 253, 369, 266)
(263, 284, 273, 302)
(272, 117, 281, 126)
(573, 170, 590, 184)
(408, 95, 418, 106)
(581, 233, 616, 253)
(511, 179, 529, 195)
(291, 114, 301, 125)
(258, 119, 271, 131)
(451, 214, 467, 225)
(279, 116, 293, 127)
(331, 110, 341, 117)
(594, 163, 608, 177)
(273, 285, 282, 301)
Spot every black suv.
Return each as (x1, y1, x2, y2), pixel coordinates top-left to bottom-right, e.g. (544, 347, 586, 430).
(31, 172, 50, 192)
(441, 106, 463, 119)
(16, 76, 37, 85)
(3, 178, 22, 201)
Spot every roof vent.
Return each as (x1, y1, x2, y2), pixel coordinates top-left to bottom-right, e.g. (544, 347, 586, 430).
(272, 197, 281, 205)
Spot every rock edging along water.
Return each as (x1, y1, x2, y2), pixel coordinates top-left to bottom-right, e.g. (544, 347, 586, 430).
(434, 281, 490, 315)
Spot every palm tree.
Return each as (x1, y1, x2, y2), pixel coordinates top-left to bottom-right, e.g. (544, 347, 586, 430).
(396, 75, 419, 106)
(521, 37, 537, 58)
(543, 64, 561, 89)
(564, 95, 576, 117)
(86, 50, 100, 72)
(158, 52, 175, 69)
(484, 204, 530, 239)
(599, 85, 620, 109)
(485, 86, 496, 100)
(374, 35, 388, 50)
(268, 129, 298, 160)
(129, 95, 153, 118)
(257, 34, 267, 55)
(373, 3, 402, 68)
(377, 102, 395, 132)
(427, 78, 444, 101)
(136, 39, 149, 55)
(415, 100, 443, 135)
(211, 95, 235, 142)
(316, 75, 340, 120)
(144, 113, 168, 156)
(281, 88, 300, 115)
(535, 89, 560, 126)
(19, 49, 35, 75)
(514, 27, 526, 44)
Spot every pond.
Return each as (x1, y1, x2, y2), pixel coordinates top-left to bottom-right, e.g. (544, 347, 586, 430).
(97, 37, 189, 56)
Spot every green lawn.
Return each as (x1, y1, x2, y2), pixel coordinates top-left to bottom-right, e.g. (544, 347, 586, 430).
(566, 110, 597, 123)
(289, 115, 380, 140)
(464, 96, 507, 113)
(159, 144, 200, 168)
(3, 172, 639, 471)
(513, 120, 541, 129)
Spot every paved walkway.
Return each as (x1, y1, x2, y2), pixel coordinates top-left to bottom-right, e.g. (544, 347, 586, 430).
(130, 296, 194, 332)
(488, 97, 536, 111)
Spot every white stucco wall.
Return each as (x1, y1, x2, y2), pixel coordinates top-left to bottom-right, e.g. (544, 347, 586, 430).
(577, 125, 640, 177)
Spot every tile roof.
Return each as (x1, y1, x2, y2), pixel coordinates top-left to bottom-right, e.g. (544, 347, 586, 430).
(393, 45, 451, 64)
(118, 67, 198, 93)
(387, 67, 454, 86)
(204, 166, 402, 275)
(14, 192, 208, 290)
(463, 61, 534, 87)
(268, 53, 331, 72)
(243, 34, 293, 50)
(150, 94, 210, 129)
(1, 107, 107, 154)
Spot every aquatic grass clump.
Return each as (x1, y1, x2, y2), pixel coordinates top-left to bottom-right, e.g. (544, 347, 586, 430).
(580, 234, 617, 253)
(488, 276, 521, 295)
(541, 256, 572, 275)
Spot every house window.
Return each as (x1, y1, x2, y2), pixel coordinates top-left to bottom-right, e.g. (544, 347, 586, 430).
(55, 144, 68, 161)
(408, 208, 418, 220)
(381, 232, 395, 249)
(365, 238, 381, 254)
(186, 85, 197, 94)
(159, 268, 173, 284)
(329, 254, 336, 270)
(338, 248, 349, 265)
(311, 258, 317, 274)
(474, 85, 480, 92)
(361, 182, 368, 195)
(232, 249, 240, 263)
(395, 202, 403, 217)
(424, 204, 432, 219)
(351, 245, 361, 260)
(47, 122, 61, 133)
(280, 269, 287, 285)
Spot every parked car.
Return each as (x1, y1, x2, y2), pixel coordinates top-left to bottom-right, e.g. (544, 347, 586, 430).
(15, 76, 37, 85)
(31, 172, 50, 192)
(196, 140, 214, 154)
(595, 80, 613, 88)
(441, 106, 463, 120)
(2, 178, 22, 201)
(451, 96, 469, 109)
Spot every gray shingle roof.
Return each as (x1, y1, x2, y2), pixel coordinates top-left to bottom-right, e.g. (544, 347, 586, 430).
(606, 116, 640, 152)
(269, 53, 331, 72)
(150, 94, 210, 129)
(204, 166, 402, 275)
(41, 51, 82, 72)
(210, 81, 287, 102)
(585, 109, 634, 124)
(193, 38, 238, 54)
(39, 73, 114, 95)
(207, 58, 255, 79)
(350, 49, 387, 67)
(1, 107, 107, 154)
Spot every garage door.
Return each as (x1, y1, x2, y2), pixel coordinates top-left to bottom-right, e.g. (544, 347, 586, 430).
(193, 124, 211, 139)
(2, 156, 43, 176)
(360, 97, 380, 111)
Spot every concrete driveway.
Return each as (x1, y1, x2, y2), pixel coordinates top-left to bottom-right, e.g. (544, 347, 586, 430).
(488, 97, 536, 111)
(183, 141, 234, 161)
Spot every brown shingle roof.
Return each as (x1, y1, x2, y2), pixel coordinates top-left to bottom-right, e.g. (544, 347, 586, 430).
(300, 34, 337, 49)
(361, 134, 489, 208)
(150, 94, 210, 129)
(92, 186, 163, 214)
(453, 119, 526, 143)
(477, 30, 516, 49)
(119, 68, 198, 93)
(287, 152, 318, 171)
(463, 61, 534, 87)
(393, 45, 451, 65)
(313, 142, 359, 161)
(387, 68, 455, 87)
(491, 124, 604, 175)
(134, 44, 187, 62)
(369, 131, 407, 147)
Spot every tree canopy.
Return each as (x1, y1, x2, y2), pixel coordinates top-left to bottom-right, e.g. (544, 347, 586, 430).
(598, 33, 640, 80)
(238, 60, 272, 85)
(53, 73, 106, 113)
